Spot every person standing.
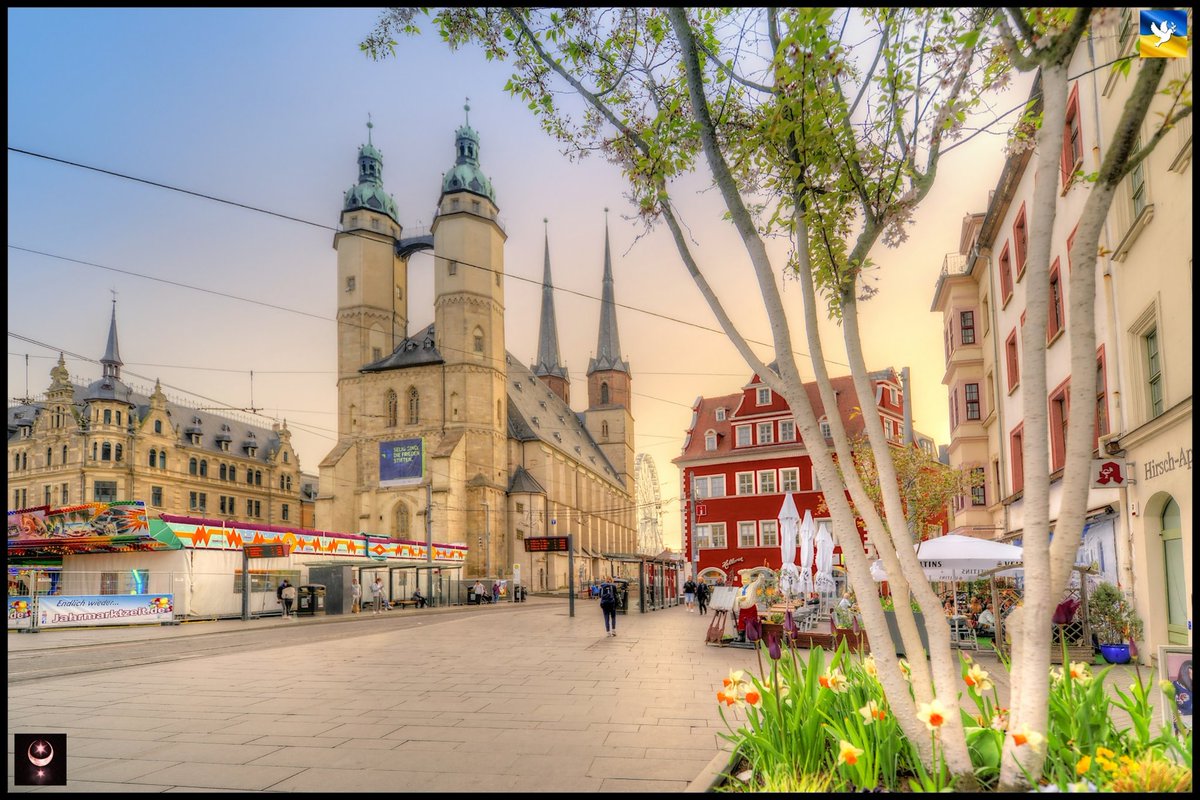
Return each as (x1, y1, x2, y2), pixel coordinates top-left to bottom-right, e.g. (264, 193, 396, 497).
(696, 580, 710, 615)
(370, 575, 385, 614)
(598, 577, 618, 637)
(492, 581, 500, 604)
(473, 579, 486, 605)
(682, 578, 697, 612)
(350, 577, 362, 614)
(280, 580, 296, 619)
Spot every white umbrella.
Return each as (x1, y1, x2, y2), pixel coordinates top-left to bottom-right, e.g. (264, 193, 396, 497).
(869, 534, 1023, 582)
(814, 521, 835, 598)
(798, 509, 816, 596)
(777, 494, 802, 600)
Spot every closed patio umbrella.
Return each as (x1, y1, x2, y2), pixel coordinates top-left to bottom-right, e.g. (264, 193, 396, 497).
(777, 493, 802, 601)
(814, 520, 835, 598)
(798, 509, 816, 597)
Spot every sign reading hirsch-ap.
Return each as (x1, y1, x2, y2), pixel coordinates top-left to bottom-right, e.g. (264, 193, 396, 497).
(379, 438, 424, 487)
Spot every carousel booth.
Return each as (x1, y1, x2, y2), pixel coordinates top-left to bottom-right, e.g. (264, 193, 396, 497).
(7, 502, 467, 630)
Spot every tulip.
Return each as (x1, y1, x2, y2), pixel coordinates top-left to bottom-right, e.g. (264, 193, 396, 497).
(766, 630, 782, 660)
(783, 608, 797, 633)
(745, 614, 762, 643)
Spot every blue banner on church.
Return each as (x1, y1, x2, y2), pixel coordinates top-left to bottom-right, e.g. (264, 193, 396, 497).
(379, 438, 424, 487)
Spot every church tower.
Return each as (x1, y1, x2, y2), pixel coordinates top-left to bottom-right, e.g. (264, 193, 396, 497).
(431, 103, 509, 575)
(583, 215, 635, 490)
(333, 120, 406, 383)
(531, 221, 569, 405)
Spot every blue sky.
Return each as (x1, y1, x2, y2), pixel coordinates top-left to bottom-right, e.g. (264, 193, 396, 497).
(8, 9, 1029, 548)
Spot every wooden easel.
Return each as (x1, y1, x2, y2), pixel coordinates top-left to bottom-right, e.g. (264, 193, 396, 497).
(706, 609, 729, 645)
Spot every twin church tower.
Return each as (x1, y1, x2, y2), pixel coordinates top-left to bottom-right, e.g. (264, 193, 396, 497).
(316, 111, 638, 584)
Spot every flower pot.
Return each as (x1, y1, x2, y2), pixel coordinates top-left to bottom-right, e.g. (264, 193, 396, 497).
(1099, 643, 1131, 664)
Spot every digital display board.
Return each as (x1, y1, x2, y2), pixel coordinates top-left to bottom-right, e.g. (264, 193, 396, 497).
(524, 536, 570, 553)
(243, 543, 290, 558)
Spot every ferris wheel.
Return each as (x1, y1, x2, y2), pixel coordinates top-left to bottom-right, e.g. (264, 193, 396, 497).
(635, 453, 664, 556)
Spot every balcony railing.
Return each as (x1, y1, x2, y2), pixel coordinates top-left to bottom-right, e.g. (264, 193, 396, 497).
(940, 251, 969, 278)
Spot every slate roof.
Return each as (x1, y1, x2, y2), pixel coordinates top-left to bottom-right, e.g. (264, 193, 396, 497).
(361, 323, 444, 372)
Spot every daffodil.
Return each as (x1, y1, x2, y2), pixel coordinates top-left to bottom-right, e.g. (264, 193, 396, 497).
(818, 668, 850, 693)
(1049, 667, 1064, 683)
(717, 688, 738, 706)
(1068, 661, 1092, 685)
(916, 698, 948, 731)
(1011, 724, 1045, 752)
(858, 700, 886, 725)
(744, 687, 762, 708)
(837, 739, 864, 766)
(862, 654, 878, 678)
(964, 663, 993, 693)
(723, 669, 748, 690)
(898, 658, 912, 681)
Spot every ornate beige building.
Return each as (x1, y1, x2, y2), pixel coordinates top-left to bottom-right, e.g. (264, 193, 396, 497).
(7, 305, 305, 522)
(316, 116, 638, 586)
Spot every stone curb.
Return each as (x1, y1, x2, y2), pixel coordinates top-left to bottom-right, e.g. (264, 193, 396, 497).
(685, 743, 738, 792)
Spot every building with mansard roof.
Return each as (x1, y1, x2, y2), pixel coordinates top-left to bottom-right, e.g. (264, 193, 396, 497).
(7, 304, 306, 525)
(315, 112, 637, 588)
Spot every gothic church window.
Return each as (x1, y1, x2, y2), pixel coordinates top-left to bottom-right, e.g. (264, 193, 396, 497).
(387, 389, 398, 428)
(474, 327, 484, 353)
(408, 387, 420, 425)
(396, 504, 411, 537)
(600, 382, 610, 405)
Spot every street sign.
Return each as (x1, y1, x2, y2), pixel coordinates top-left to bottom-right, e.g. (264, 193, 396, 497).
(243, 543, 290, 558)
(525, 536, 569, 552)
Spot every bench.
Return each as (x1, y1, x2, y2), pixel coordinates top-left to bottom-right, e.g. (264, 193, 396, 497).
(391, 599, 425, 610)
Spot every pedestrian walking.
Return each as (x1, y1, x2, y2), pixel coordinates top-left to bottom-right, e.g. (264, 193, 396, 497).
(279, 579, 296, 619)
(350, 577, 362, 613)
(598, 577, 618, 636)
(683, 578, 697, 612)
(492, 581, 500, 604)
(370, 575, 386, 614)
(696, 580, 710, 615)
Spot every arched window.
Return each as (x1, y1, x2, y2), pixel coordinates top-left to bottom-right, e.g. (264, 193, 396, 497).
(286, 475, 292, 491)
(189, 458, 198, 475)
(395, 503, 411, 538)
(387, 389, 398, 428)
(280, 475, 286, 490)
(114, 444, 123, 462)
(116, 411, 122, 425)
(149, 449, 157, 468)
(47, 447, 52, 466)
(102, 443, 112, 461)
(14, 453, 20, 470)
(158, 451, 166, 470)
(103, 409, 112, 425)
(473, 327, 485, 353)
(600, 382, 610, 405)
(408, 387, 420, 425)
(199, 460, 208, 477)
(92, 443, 98, 461)
(220, 464, 228, 481)
(228, 464, 235, 481)
(247, 469, 254, 485)
(22, 452, 27, 469)
(601, 421, 609, 439)
(62, 445, 68, 465)
(255, 470, 262, 486)
(154, 420, 162, 434)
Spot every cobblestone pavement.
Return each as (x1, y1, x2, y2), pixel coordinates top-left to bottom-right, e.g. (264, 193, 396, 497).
(8, 599, 755, 793)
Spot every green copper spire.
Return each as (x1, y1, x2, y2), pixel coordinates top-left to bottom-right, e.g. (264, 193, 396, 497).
(343, 115, 400, 224)
(440, 99, 497, 205)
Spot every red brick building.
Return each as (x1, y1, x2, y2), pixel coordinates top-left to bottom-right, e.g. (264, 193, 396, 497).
(673, 367, 941, 587)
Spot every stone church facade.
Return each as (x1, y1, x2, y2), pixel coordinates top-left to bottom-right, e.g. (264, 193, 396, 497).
(316, 116, 637, 587)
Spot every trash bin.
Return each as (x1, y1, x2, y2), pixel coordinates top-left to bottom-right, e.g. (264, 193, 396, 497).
(614, 579, 630, 615)
(467, 586, 477, 605)
(297, 584, 326, 616)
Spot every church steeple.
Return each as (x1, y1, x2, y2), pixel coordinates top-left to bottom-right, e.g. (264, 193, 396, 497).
(343, 116, 400, 224)
(532, 220, 569, 405)
(587, 212, 630, 377)
(101, 298, 123, 381)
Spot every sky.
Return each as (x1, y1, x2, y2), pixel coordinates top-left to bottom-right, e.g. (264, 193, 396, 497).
(7, 8, 1033, 550)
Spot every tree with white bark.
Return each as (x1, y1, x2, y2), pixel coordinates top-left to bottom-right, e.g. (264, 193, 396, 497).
(362, 6, 1190, 789)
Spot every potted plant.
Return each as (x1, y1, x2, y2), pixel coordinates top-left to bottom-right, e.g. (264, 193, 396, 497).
(1089, 582, 1143, 664)
(881, 595, 929, 657)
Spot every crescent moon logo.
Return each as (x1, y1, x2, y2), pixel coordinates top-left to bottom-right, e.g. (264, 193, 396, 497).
(28, 740, 54, 767)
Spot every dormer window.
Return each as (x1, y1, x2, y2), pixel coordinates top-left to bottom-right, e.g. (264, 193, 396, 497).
(757, 387, 770, 405)
(220, 441, 230, 452)
(715, 407, 726, 422)
(704, 431, 717, 451)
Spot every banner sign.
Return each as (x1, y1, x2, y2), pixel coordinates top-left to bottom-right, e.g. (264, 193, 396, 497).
(380, 438, 424, 487)
(8, 596, 32, 630)
(1090, 459, 1132, 488)
(35, 594, 175, 628)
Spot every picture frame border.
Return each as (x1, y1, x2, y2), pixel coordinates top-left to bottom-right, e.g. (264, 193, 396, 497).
(1157, 644, 1192, 733)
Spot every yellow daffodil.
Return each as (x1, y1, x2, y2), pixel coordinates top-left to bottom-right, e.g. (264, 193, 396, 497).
(717, 688, 738, 706)
(916, 698, 948, 731)
(1011, 725, 1045, 752)
(964, 663, 993, 693)
(838, 739, 865, 766)
(723, 669, 748, 690)
(1076, 755, 1091, 775)
(862, 654, 878, 678)
(859, 700, 887, 725)
(744, 688, 762, 708)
